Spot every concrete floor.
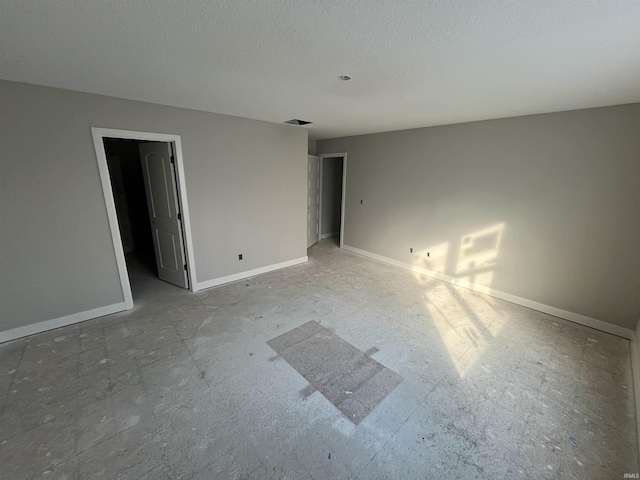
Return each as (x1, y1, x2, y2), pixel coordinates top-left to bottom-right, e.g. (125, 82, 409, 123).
(0, 239, 637, 479)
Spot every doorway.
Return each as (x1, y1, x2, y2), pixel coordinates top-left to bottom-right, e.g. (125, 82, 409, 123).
(319, 153, 347, 248)
(103, 138, 157, 281)
(92, 128, 196, 310)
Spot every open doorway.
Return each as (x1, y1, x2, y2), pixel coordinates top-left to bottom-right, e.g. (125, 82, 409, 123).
(104, 138, 157, 281)
(319, 154, 346, 248)
(92, 128, 196, 310)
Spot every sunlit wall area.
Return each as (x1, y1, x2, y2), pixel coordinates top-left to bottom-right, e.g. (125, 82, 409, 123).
(317, 103, 640, 330)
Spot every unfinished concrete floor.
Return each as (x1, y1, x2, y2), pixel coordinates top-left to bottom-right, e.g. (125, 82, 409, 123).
(0, 239, 637, 479)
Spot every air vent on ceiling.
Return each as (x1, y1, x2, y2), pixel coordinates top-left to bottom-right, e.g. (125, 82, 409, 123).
(284, 119, 313, 126)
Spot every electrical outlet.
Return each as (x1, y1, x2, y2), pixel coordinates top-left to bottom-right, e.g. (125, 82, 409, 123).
(426, 252, 430, 257)
(238, 254, 243, 260)
(409, 248, 413, 253)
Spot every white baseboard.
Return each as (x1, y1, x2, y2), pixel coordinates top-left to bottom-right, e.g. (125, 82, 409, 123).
(193, 256, 308, 292)
(342, 244, 634, 340)
(321, 232, 339, 240)
(1, 257, 309, 342)
(0, 302, 127, 344)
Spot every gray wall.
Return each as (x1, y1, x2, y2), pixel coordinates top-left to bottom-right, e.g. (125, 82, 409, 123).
(0, 80, 307, 333)
(321, 157, 343, 235)
(318, 104, 640, 329)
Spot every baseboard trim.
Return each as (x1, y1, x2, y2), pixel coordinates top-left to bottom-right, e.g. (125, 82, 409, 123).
(342, 244, 634, 340)
(193, 256, 308, 292)
(0, 302, 128, 344)
(320, 232, 339, 240)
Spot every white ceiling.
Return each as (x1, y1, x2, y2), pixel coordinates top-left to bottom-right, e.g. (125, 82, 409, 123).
(1, 1, 639, 140)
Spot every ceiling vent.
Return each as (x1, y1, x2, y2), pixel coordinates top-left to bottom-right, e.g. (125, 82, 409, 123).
(284, 119, 313, 126)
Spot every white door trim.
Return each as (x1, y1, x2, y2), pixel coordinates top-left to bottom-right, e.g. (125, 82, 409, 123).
(318, 153, 347, 248)
(91, 127, 198, 310)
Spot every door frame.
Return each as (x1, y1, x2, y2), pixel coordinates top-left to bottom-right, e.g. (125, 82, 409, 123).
(91, 127, 197, 309)
(318, 153, 347, 249)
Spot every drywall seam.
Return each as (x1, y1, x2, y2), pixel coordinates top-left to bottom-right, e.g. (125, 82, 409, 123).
(343, 244, 633, 340)
(194, 256, 308, 291)
(0, 302, 127, 343)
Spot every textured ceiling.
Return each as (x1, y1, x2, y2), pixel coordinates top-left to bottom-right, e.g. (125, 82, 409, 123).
(1, 1, 639, 140)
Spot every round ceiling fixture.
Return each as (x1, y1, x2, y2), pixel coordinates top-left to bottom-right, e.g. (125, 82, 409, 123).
(338, 75, 351, 81)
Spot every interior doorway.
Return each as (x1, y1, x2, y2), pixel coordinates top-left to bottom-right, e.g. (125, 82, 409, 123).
(92, 128, 196, 310)
(104, 138, 156, 277)
(319, 153, 347, 248)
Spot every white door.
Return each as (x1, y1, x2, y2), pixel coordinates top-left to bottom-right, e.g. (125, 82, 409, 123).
(139, 142, 189, 288)
(307, 155, 321, 248)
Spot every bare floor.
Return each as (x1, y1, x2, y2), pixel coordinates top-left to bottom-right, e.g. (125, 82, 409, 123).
(0, 239, 637, 479)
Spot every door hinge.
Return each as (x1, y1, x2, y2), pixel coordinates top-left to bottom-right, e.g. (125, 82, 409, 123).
(184, 264, 187, 271)
(170, 156, 175, 164)
(177, 213, 182, 220)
